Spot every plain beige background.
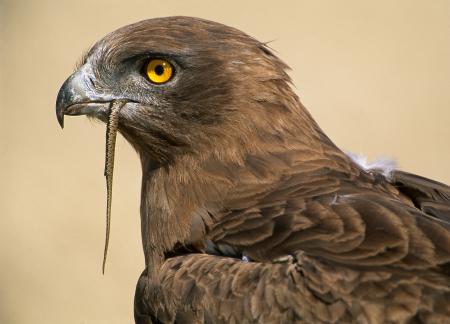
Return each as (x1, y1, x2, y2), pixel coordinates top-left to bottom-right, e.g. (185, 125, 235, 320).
(1, 0, 449, 323)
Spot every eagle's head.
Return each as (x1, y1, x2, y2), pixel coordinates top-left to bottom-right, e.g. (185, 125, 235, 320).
(56, 16, 309, 167)
(55, 16, 352, 270)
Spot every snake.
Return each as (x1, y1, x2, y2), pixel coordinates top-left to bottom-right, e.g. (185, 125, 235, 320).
(102, 100, 125, 274)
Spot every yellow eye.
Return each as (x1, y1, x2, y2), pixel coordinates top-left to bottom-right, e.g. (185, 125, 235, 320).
(146, 59, 173, 84)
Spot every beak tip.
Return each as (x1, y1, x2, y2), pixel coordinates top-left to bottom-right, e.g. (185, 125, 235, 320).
(56, 109, 65, 129)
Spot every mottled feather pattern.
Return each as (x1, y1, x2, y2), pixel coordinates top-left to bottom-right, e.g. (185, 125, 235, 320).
(135, 150, 450, 323)
(136, 252, 450, 323)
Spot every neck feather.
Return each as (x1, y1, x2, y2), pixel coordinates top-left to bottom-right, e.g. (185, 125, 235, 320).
(138, 94, 358, 273)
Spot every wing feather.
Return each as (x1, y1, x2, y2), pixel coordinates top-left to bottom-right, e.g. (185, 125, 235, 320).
(208, 168, 450, 271)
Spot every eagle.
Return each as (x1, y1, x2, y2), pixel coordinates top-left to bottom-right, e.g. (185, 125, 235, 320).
(56, 17, 450, 323)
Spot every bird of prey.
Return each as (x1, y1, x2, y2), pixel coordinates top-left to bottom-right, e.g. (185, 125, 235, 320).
(56, 17, 450, 323)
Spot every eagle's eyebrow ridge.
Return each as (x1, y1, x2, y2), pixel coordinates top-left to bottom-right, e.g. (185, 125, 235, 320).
(75, 46, 95, 71)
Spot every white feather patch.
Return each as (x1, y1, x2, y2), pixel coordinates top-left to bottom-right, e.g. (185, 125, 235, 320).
(347, 152, 396, 179)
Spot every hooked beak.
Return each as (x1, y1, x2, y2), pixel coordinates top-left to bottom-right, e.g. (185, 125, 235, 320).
(56, 67, 113, 128)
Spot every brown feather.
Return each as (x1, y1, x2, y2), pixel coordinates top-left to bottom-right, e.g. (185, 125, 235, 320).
(56, 16, 450, 324)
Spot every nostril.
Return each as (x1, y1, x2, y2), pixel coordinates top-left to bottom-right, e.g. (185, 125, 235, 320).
(87, 75, 95, 88)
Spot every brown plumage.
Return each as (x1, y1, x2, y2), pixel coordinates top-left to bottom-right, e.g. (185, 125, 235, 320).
(56, 17, 450, 323)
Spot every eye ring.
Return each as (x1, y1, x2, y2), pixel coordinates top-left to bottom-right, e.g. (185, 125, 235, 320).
(145, 59, 174, 84)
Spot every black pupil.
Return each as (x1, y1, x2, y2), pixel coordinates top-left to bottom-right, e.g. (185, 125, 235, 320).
(154, 64, 164, 76)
